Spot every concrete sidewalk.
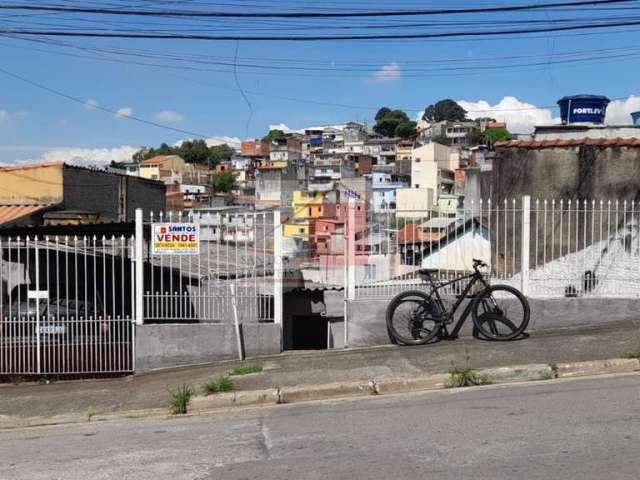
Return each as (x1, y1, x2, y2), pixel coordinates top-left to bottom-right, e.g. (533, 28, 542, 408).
(1, 320, 639, 422)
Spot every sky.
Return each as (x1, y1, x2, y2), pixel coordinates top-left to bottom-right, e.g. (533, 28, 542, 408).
(1, 0, 640, 165)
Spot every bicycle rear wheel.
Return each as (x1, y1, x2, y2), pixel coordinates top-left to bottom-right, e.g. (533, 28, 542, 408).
(386, 290, 443, 345)
(471, 285, 530, 340)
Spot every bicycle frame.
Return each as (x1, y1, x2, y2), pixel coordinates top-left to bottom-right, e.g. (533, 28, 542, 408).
(423, 269, 491, 339)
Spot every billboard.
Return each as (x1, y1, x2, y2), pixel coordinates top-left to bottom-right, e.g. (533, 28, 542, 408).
(151, 223, 200, 255)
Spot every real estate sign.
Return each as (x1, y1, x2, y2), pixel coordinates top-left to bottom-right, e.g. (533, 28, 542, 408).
(151, 223, 200, 255)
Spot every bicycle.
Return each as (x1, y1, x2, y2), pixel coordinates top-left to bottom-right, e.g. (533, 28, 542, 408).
(386, 259, 530, 345)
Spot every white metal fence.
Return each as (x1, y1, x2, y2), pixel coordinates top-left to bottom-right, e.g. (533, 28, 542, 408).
(0, 235, 135, 377)
(323, 197, 640, 299)
(140, 210, 281, 324)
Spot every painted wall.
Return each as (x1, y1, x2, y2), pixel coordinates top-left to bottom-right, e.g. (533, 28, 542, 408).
(0, 163, 64, 203)
(422, 226, 492, 271)
(136, 323, 282, 370)
(396, 188, 435, 217)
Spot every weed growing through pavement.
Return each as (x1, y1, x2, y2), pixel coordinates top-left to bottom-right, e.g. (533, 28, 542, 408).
(448, 367, 489, 387)
(447, 354, 490, 388)
(546, 362, 559, 379)
(230, 363, 263, 376)
(203, 377, 234, 395)
(169, 384, 194, 415)
(622, 351, 640, 359)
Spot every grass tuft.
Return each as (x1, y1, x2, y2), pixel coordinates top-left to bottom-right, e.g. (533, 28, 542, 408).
(448, 367, 490, 388)
(203, 377, 234, 395)
(169, 384, 194, 415)
(622, 351, 640, 360)
(230, 362, 263, 376)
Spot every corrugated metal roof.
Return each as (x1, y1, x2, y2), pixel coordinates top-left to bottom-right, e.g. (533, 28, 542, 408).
(0, 204, 53, 225)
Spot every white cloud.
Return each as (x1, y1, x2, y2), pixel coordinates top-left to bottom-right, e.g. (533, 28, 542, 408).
(373, 62, 401, 82)
(174, 136, 242, 149)
(115, 107, 133, 118)
(605, 95, 640, 124)
(205, 136, 241, 149)
(268, 123, 293, 133)
(155, 110, 184, 123)
(0, 109, 28, 122)
(84, 99, 98, 110)
(39, 146, 139, 167)
(457, 96, 560, 134)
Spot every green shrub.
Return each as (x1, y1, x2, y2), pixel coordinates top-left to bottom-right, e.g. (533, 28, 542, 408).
(622, 351, 640, 359)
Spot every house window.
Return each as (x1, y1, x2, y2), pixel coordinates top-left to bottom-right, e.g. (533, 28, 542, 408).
(415, 158, 421, 163)
(415, 184, 420, 188)
(299, 228, 305, 234)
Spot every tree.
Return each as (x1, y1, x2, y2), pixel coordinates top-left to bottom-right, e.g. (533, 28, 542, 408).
(132, 141, 236, 167)
(179, 140, 211, 165)
(375, 107, 392, 121)
(466, 128, 485, 146)
(432, 134, 452, 146)
(262, 129, 285, 141)
(484, 127, 511, 144)
(422, 99, 467, 123)
(394, 121, 418, 139)
(209, 144, 235, 165)
(374, 108, 411, 137)
(212, 170, 238, 193)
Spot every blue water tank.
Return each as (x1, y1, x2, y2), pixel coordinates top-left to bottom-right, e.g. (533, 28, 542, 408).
(557, 95, 610, 124)
(632, 111, 640, 125)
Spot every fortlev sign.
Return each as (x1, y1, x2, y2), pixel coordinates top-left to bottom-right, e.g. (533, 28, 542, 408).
(558, 95, 610, 125)
(151, 223, 200, 255)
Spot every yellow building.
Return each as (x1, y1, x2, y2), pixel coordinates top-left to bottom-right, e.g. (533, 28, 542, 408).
(138, 155, 186, 181)
(0, 162, 64, 204)
(283, 221, 311, 239)
(291, 191, 325, 219)
(395, 143, 413, 163)
(284, 191, 326, 240)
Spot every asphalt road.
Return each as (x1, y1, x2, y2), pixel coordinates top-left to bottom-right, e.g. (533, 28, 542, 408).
(2, 374, 639, 480)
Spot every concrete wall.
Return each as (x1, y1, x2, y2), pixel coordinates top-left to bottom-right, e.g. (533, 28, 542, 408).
(136, 322, 282, 370)
(346, 297, 640, 347)
(63, 166, 165, 222)
(489, 145, 640, 202)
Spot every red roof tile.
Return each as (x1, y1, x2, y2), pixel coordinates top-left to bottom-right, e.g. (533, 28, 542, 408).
(495, 137, 640, 150)
(0, 204, 54, 225)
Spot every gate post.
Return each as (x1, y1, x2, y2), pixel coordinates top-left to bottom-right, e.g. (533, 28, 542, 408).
(135, 209, 144, 325)
(521, 196, 531, 296)
(273, 210, 283, 330)
(344, 197, 357, 348)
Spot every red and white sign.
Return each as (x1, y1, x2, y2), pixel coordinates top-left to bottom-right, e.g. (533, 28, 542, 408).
(151, 223, 200, 255)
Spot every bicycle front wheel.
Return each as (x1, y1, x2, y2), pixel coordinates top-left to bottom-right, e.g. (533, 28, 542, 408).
(386, 290, 443, 346)
(471, 285, 530, 340)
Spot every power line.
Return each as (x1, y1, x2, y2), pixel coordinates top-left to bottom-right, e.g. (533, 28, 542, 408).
(0, 65, 212, 138)
(3, 17, 640, 41)
(0, 0, 634, 18)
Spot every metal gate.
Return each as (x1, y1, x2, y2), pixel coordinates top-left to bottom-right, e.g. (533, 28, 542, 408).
(0, 234, 136, 377)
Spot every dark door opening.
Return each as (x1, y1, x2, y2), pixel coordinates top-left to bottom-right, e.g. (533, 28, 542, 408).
(291, 315, 328, 350)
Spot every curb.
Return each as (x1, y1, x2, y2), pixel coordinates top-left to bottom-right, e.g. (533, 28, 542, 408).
(2, 357, 639, 429)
